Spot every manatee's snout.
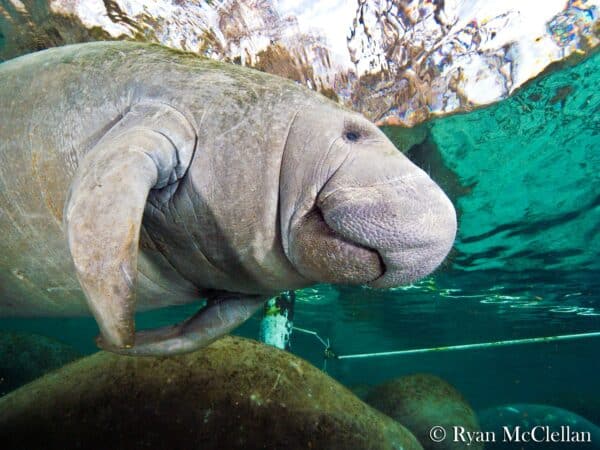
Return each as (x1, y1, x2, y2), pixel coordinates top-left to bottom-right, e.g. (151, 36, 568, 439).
(282, 106, 456, 288)
(318, 169, 457, 288)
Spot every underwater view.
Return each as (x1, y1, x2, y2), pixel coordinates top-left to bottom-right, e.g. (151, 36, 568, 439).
(0, 1, 599, 449)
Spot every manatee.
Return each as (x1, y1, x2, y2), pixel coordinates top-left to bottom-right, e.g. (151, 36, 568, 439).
(0, 331, 81, 395)
(478, 404, 600, 449)
(0, 42, 456, 356)
(0, 336, 424, 450)
(366, 374, 482, 450)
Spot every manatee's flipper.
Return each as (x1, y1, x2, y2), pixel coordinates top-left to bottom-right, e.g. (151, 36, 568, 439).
(65, 102, 196, 349)
(97, 292, 267, 356)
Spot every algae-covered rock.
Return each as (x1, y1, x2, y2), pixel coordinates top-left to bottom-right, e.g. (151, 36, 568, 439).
(0, 331, 81, 396)
(0, 336, 422, 450)
(366, 374, 481, 450)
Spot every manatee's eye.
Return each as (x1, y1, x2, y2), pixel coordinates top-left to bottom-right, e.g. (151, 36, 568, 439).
(344, 131, 360, 142)
(344, 119, 371, 143)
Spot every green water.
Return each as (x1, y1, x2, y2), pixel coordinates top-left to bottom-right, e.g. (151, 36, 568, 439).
(1, 49, 599, 435)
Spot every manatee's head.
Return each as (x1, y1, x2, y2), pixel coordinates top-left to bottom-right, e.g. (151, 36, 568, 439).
(280, 105, 456, 288)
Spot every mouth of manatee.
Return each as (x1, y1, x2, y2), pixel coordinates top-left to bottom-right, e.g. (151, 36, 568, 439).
(288, 168, 458, 291)
(291, 206, 385, 285)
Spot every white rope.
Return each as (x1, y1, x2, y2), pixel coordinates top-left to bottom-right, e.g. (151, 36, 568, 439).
(292, 326, 330, 349)
(336, 331, 600, 360)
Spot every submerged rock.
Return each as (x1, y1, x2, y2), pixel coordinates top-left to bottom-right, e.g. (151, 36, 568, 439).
(366, 374, 481, 450)
(0, 336, 422, 450)
(0, 331, 81, 396)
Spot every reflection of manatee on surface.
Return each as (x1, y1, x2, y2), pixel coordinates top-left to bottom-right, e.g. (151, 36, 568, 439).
(1, 1, 596, 126)
(0, 336, 423, 450)
(0, 41, 456, 357)
(478, 403, 600, 449)
(0, 331, 81, 396)
(366, 374, 482, 450)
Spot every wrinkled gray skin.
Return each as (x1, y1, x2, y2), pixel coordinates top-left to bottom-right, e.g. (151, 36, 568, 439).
(0, 42, 456, 356)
